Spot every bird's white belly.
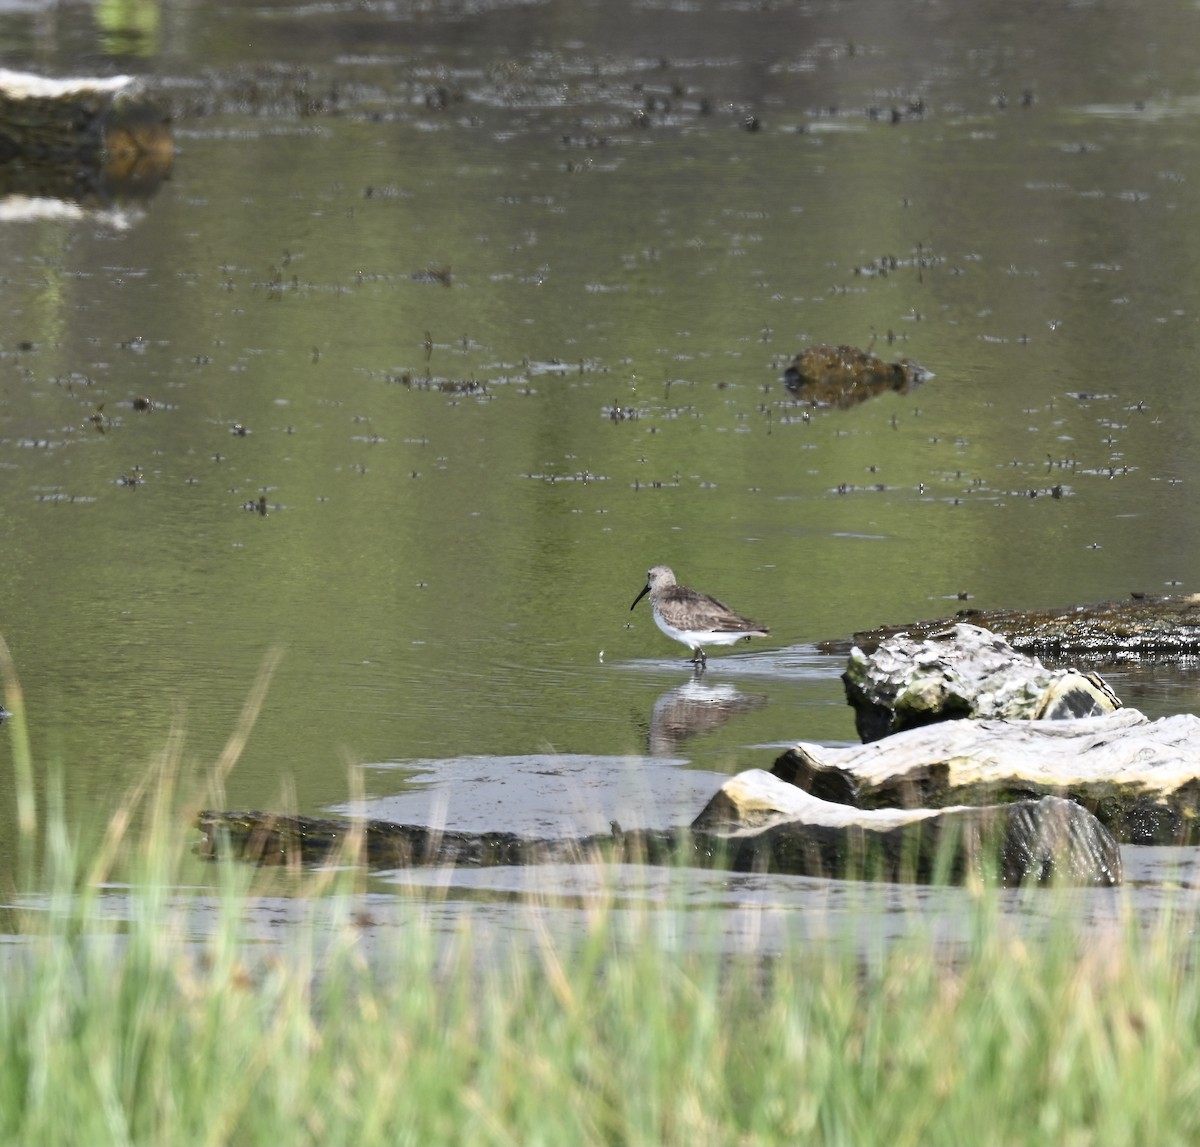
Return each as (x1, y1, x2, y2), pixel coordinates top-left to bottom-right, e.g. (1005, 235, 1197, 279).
(654, 613, 746, 648)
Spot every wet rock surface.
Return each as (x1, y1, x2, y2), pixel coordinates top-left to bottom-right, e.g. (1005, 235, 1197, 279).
(824, 594, 1200, 661)
(843, 622, 1121, 742)
(195, 810, 627, 870)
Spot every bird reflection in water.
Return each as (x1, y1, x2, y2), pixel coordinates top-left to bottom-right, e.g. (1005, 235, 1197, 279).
(647, 674, 767, 756)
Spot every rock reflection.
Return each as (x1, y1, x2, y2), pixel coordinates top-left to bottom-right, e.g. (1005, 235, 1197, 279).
(648, 675, 767, 755)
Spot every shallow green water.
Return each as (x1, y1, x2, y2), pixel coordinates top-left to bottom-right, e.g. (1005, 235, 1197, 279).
(2, 0, 1200, 899)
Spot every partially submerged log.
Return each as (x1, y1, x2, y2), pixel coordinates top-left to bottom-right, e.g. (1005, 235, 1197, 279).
(197, 769, 1121, 887)
(772, 708, 1200, 845)
(781, 343, 930, 408)
(824, 593, 1200, 660)
(843, 622, 1120, 742)
(0, 69, 173, 203)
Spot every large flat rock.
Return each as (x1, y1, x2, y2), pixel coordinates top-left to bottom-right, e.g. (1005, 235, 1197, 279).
(691, 769, 1121, 887)
(773, 708, 1200, 844)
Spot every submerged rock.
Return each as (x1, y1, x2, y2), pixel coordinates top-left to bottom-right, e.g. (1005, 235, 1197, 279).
(781, 343, 930, 408)
(843, 622, 1120, 742)
(772, 708, 1200, 845)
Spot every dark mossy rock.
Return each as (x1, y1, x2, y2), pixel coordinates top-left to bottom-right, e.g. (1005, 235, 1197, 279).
(781, 343, 930, 408)
(196, 809, 744, 871)
(823, 593, 1200, 660)
(772, 708, 1200, 845)
(195, 810, 559, 868)
(842, 622, 1120, 742)
(0, 69, 173, 203)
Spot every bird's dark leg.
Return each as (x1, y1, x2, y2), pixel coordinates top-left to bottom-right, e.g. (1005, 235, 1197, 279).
(690, 647, 707, 668)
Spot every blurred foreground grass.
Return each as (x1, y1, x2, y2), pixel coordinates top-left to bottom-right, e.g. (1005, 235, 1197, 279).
(1, 638, 1197, 1146)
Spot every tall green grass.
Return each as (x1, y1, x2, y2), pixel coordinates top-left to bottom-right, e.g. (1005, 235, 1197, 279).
(2, 637, 1200, 1145)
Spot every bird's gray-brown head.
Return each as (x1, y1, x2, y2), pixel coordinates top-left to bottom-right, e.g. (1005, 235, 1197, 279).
(630, 564, 676, 610)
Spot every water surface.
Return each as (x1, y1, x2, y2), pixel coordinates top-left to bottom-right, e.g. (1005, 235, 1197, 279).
(3, 0, 1200, 934)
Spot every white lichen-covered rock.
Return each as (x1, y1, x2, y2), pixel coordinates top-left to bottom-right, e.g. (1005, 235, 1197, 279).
(692, 768, 954, 831)
(775, 708, 1200, 845)
(843, 622, 1120, 742)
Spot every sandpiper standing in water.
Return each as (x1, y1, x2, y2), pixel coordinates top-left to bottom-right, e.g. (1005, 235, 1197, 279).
(630, 565, 769, 667)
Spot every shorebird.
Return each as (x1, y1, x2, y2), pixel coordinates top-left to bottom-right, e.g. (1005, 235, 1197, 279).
(630, 565, 769, 667)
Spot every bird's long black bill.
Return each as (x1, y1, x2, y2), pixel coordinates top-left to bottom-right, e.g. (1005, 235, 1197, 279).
(630, 583, 650, 611)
